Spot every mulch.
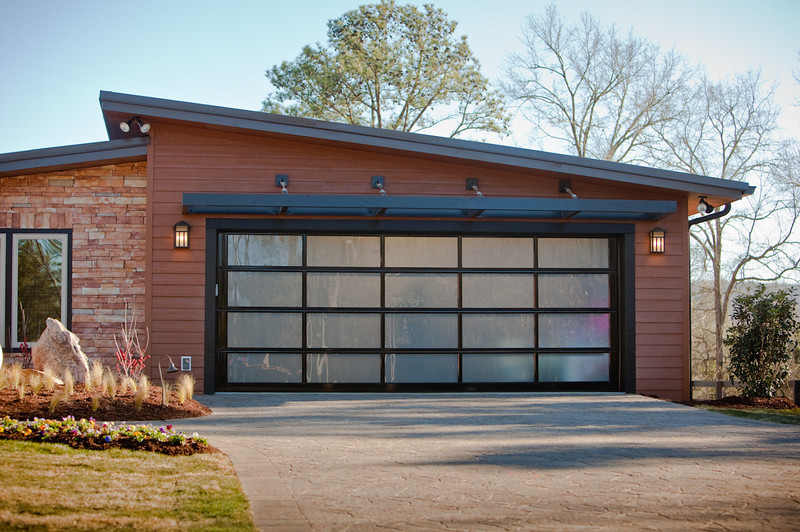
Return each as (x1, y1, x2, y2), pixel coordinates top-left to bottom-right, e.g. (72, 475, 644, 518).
(682, 395, 798, 410)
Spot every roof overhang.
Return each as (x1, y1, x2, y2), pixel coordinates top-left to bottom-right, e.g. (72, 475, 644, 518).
(183, 193, 676, 221)
(0, 137, 148, 178)
(100, 91, 754, 202)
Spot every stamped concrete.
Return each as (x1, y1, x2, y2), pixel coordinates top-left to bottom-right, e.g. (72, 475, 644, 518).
(170, 393, 800, 530)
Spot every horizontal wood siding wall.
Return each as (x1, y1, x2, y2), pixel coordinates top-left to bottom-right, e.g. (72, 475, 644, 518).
(634, 208, 690, 401)
(148, 124, 690, 397)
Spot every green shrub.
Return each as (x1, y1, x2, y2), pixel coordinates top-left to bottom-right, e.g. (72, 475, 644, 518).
(724, 284, 799, 398)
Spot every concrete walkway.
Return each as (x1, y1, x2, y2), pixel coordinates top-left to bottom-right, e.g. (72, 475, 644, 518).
(170, 394, 800, 531)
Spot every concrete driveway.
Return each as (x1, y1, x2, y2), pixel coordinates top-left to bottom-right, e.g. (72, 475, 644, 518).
(170, 393, 800, 531)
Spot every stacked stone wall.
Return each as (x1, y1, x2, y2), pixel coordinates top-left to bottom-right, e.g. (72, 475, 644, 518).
(1, 162, 147, 367)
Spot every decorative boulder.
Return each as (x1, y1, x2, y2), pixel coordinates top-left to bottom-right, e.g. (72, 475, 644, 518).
(31, 318, 90, 383)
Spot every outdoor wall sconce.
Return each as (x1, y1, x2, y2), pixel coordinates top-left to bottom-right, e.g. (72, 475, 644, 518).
(119, 116, 151, 134)
(174, 221, 190, 249)
(649, 227, 666, 254)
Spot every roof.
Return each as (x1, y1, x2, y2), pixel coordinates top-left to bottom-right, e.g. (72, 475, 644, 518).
(98, 90, 754, 201)
(0, 137, 148, 178)
(1, 90, 754, 203)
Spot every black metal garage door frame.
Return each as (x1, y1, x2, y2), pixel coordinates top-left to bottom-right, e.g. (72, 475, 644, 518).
(203, 218, 636, 394)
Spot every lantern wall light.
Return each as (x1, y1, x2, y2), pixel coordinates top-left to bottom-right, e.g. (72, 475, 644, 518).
(649, 227, 665, 254)
(174, 221, 190, 249)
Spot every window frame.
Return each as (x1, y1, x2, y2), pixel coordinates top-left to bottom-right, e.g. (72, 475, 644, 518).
(1, 230, 72, 350)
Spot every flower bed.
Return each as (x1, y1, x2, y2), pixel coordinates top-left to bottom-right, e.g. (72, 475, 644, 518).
(0, 416, 217, 456)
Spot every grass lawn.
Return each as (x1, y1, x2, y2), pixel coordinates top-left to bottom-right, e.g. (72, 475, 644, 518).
(696, 406, 800, 425)
(0, 439, 255, 531)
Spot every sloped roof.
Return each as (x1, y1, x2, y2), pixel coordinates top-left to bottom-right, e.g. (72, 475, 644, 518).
(1, 90, 755, 203)
(99, 90, 754, 201)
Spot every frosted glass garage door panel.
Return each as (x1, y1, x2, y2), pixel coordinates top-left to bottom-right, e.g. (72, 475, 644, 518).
(384, 237, 457, 267)
(228, 272, 302, 307)
(462, 238, 534, 268)
(227, 313, 302, 348)
(227, 353, 302, 383)
(539, 314, 610, 348)
(307, 313, 381, 348)
(386, 314, 458, 349)
(385, 274, 458, 308)
(227, 235, 302, 266)
(307, 354, 381, 383)
(385, 354, 459, 383)
(462, 274, 534, 308)
(538, 274, 609, 308)
(462, 314, 535, 348)
(538, 238, 608, 268)
(539, 353, 610, 382)
(306, 236, 380, 267)
(462, 354, 534, 382)
(307, 273, 381, 307)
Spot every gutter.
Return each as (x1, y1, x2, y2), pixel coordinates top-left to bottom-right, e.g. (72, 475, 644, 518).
(688, 203, 731, 227)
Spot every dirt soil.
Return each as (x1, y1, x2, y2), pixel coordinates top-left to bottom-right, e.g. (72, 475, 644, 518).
(0, 385, 215, 455)
(0, 385, 212, 422)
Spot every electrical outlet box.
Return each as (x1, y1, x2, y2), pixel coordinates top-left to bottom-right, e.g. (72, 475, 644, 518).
(181, 356, 192, 372)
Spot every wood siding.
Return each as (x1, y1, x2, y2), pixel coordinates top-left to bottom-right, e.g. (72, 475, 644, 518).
(146, 124, 692, 399)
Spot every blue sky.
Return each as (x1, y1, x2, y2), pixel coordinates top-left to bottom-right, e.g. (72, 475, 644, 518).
(1, 0, 798, 154)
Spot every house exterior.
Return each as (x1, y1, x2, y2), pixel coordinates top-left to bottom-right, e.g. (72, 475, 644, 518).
(0, 91, 754, 401)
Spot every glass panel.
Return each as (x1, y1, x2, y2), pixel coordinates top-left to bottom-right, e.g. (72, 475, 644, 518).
(462, 314, 535, 348)
(385, 237, 457, 267)
(462, 238, 533, 268)
(227, 353, 302, 383)
(307, 354, 381, 383)
(307, 236, 380, 267)
(386, 354, 459, 383)
(539, 353, 610, 382)
(538, 238, 608, 268)
(307, 313, 380, 348)
(462, 274, 534, 308)
(386, 313, 458, 349)
(227, 234, 301, 266)
(227, 312, 301, 348)
(228, 272, 301, 307)
(462, 354, 534, 382)
(307, 273, 381, 307)
(385, 274, 458, 308)
(14, 236, 65, 343)
(538, 274, 609, 308)
(539, 314, 610, 348)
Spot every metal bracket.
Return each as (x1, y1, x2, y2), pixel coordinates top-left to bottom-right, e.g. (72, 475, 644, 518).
(466, 178, 479, 190)
(558, 180, 571, 193)
(275, 174, 288, 187)
(371, 176, 385, 188)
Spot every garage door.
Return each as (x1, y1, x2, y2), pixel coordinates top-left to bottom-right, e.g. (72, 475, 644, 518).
(213, 229, 622, 392)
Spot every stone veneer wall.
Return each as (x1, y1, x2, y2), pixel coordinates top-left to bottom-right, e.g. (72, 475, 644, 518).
(0, 162, 147, 366)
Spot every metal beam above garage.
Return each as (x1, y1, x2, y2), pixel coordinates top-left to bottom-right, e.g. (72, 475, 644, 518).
(183, 193, 676, 221)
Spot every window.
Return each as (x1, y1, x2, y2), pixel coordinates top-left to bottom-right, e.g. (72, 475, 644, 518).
(1, 231, 70, 349)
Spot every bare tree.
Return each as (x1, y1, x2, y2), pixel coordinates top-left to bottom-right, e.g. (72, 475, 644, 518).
(502, 4, 694, 163)
(651, 70, 800, 396)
